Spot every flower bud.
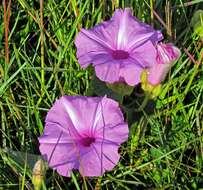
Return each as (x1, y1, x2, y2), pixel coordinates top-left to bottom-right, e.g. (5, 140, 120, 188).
(141, 43, 180, 98)
(32, 159, 46, 190)
(147, 43, 181, 85)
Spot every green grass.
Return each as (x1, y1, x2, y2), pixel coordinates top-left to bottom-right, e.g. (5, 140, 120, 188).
(0, 0, 203, 189)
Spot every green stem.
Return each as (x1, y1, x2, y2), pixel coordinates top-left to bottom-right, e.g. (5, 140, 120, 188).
(135, 93, 151, 112)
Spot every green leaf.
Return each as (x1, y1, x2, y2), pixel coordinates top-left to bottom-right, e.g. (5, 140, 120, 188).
(88, 75, 123, 102)
(2, 148, 47, 171)
(106, 82, 134, 96)
(191, 10, 203, 39)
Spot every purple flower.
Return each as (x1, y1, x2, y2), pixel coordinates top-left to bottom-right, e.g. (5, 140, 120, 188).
(147, 43, 181, 85)
(38, 95, 128, 177)
(75, 8, 163, 86)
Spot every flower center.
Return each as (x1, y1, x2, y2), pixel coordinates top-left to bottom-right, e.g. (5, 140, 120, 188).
(112, 50, 129, 60)
(80, 137, 95, 147)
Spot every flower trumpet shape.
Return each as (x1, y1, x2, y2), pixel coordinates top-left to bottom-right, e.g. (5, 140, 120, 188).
(39, 96, 128, 177)
(75, 8, 163, 86)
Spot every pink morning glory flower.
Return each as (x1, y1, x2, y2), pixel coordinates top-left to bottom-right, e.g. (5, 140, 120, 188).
(38, 96, 128, 177)
(75, 8, 163, 86)
(147, 43, 181, 85)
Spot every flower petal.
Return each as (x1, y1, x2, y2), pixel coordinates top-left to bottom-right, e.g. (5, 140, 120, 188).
(79, 143, 120, 176)
(95, 143, 120, 171)
(94, 60, 121, 83)
(112, 8, 163, 49)
(119, 61, 143, 86)
(156, 43, 181, 64)
(75, 23, 114, 68)
(147, 63, 172, 85)
(79, 146, 104, 176)
(38, 127, 75, 144)
(61, 96, 103, 136)
(92, 96, 125, 130)
(130, 40, 157, 68)
(56, 162, 76, 177)
(39, 143, 78, 175)
(96, 123, 128, 145)
(45, 96, 82, 138)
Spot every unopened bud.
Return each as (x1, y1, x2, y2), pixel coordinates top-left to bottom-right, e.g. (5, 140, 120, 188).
(32, 159, 46, 190)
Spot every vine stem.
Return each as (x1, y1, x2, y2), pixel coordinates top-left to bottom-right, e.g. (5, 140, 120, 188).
(135, 93, 151, 112)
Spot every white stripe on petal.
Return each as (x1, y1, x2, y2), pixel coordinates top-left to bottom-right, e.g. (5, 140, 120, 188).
(63, 99, 80, 128)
